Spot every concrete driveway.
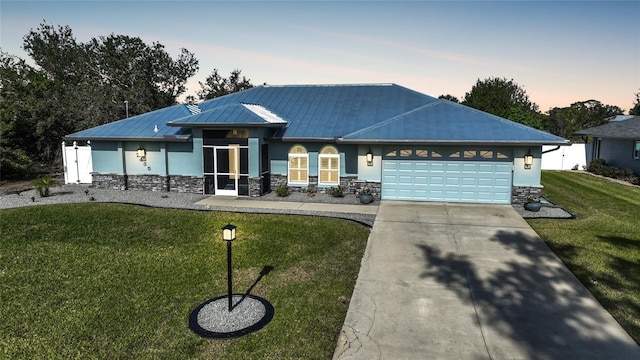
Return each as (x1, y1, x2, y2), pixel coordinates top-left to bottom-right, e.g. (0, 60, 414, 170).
(334, 201, 640, 360)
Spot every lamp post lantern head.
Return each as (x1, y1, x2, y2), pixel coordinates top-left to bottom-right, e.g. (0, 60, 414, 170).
(222, 224, 236, 242)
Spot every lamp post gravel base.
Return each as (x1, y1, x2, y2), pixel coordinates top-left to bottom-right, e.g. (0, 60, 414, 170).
(189, 294, 274, 339)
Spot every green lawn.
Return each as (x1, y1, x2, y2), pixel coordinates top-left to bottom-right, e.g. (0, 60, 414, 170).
(0, 204, 370, 359)
(528, 171, 640, 344)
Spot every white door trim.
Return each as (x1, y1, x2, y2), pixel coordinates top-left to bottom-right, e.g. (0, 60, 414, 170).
(214, 145, 238, 196)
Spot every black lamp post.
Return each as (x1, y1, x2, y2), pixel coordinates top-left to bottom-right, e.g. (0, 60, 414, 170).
(222, 223, 236, 312)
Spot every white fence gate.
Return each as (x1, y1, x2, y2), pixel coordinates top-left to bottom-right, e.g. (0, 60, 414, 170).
(541, 144, 587, 170)
(62, 141, 93, 184)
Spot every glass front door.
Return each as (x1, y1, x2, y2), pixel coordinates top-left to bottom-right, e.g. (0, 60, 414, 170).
(214, 145, 239, 196)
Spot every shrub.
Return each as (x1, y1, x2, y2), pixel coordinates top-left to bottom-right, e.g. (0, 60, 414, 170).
(0, 147, 33, 180)
(587, 159, 639, 184)
(275, 184, 289, 197)
(329, 186, 344, 198)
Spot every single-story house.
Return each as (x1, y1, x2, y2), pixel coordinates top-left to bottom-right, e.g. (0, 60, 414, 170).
(575, 116, 640, 174)
(65, 83, 569, 204)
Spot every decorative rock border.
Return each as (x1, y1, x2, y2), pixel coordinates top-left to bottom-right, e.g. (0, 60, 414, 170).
(188, 294, 274, 339)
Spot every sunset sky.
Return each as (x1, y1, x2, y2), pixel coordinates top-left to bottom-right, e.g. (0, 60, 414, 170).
(2, 0, 639, 112)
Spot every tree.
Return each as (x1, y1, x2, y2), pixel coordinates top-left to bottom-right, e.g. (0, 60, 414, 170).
(198, 69, 254, 100)
(0, 52, 66, 177)
(630, 90, 640, 116)
(462, 77, 541, 128)
(1, 22, 200, 179)
(542, 100, 623, 139)
(438, 94, 459, 103)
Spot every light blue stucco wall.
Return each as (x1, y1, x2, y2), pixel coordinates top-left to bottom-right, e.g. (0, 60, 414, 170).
(249, 138, 260, 177)
(357, 145, 382, 182)
(513, 146, 542, 186)
(91, 140, 202, 176)
(91, 141, 123, 173)
(168, 142, 201, 176)
(124, 142, 166, 175)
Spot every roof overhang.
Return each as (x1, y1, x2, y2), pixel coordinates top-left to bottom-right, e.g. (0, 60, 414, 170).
(63, 135, 192, 142)
(573, 133, 638, 140)
(335, 138, 571, 146)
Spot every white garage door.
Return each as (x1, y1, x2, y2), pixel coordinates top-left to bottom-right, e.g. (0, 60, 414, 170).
(382, 160, 512, 204)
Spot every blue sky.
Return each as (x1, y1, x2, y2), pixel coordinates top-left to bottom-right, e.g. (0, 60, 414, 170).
(2, 1, 639, 112)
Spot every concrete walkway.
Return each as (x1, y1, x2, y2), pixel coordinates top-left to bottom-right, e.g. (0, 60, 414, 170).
(195, 196, 379, 215)
(334, 201, 640, 360)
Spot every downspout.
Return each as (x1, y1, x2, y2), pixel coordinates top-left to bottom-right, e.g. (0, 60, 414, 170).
(541, 146, 560, 154)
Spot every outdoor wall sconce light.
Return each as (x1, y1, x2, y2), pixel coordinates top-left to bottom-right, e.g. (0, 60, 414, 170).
(524, 150, 533, 170)
(366, 148, 374, 166)
(136, 146, 146, 159)
(222, 223, 237, 311)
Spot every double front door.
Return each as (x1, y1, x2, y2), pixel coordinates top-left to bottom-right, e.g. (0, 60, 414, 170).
(204, 145, 249, 196)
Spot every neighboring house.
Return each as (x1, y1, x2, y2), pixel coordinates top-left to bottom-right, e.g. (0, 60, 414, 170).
(65, 84, 568, 204)
(575, 116, 640, 174)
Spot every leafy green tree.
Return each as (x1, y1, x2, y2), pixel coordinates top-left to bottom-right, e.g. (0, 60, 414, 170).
(543, 100, 623, 139)
(462, 77, 541, 128)
(0, 22, 200, 179)
(630, 91, 640, 116)
(0, 52, 64, 178)
(82, 34, 198, 126)
(198, 69, 254, 100)
(438, 94, 459, 103)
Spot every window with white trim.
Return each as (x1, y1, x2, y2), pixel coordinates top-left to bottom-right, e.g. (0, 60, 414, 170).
(288, 145, 308, 185)
(319, 145, 340, 186)
(634, 141, 640, 159)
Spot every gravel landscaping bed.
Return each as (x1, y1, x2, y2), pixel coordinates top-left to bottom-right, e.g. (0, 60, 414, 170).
(512, 202, 574, 219)
(0, 184, 377, 226)
(0, 183, 572, 223)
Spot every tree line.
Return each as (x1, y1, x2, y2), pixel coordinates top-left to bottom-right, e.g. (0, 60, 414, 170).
(0, 22, 253, 180)
(1, 22, 638, 180)
(439, 77, 639, 139)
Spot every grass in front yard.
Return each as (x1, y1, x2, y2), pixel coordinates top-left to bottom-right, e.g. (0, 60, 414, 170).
(0, 204, 370, 359)
(528, 171, 640, 344)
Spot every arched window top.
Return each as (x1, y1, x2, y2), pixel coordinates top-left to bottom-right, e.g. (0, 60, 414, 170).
(289, 145, 307, 154)
(320, 145, 338, 155)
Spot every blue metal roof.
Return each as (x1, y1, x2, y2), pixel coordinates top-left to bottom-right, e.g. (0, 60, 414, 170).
(341, 100, 568, 145)
(168, 103, 287, 126)
(65, 84, 569, 145)
(191, 84, 437, 140)
(66, 104, 195, 141)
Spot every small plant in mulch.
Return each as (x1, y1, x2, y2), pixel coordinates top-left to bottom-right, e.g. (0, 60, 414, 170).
(32, 176, 59, 197)
(329, 186, 344, 198)
(307, 187, 316, 197)
(275, 184, 290, 197)
(526, 194, 540, 203)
